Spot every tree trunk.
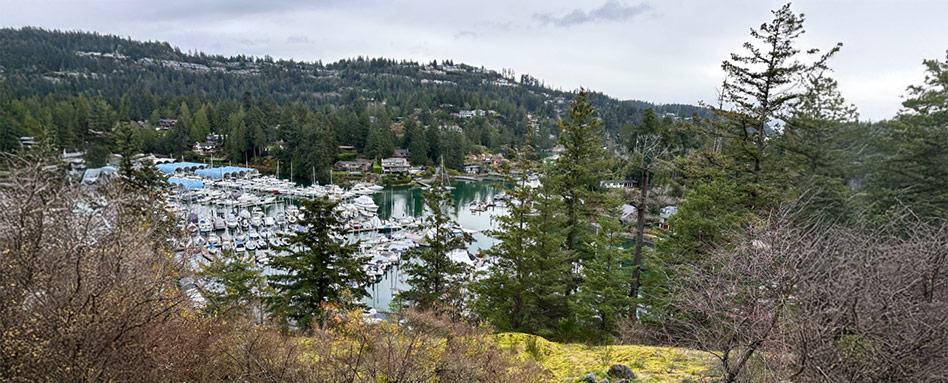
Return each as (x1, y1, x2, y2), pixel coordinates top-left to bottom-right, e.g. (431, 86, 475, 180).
(629, 168, 649, 318)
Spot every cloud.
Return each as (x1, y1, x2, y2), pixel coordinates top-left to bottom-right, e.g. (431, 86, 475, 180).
(534, 1, 651, 27)
(453, 30, 477, 40)
(286, 35, 312, 44)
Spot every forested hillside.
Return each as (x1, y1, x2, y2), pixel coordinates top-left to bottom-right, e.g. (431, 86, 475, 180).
(0, 27, 703, 179)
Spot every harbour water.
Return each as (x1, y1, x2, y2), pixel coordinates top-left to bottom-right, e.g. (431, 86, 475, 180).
(364, 179, 508, 311)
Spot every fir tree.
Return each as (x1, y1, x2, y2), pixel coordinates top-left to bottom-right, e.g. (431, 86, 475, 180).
(399, 183, 472, 311)
(268, 197, 370, 328)
(198, 249, 269, 320)
(471, 135, 570, 337)
(544, 90, 615, 294)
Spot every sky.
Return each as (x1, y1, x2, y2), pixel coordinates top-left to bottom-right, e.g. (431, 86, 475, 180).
(2, 0, 946, 121)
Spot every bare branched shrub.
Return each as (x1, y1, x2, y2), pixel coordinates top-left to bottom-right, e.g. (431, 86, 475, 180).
(0, 153, 216, 382)
(785, 214, 948, 382)
(661, 207, 948, 382)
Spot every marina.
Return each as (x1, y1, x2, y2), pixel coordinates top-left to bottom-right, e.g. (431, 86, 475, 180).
(163, 167, 510, 311)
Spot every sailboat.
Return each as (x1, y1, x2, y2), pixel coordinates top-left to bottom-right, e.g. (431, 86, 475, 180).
(440, 156, 455, 191)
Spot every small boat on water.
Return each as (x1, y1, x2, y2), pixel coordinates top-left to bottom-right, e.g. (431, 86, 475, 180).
(199, 219, 213, 232)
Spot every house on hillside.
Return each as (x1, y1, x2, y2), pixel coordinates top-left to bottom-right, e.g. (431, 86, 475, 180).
(600, 180, 637, 189)
(620, 204, 638, 225)
(382, 157, 411, 174)
(463, 163, 481, 174)
(19, 136, 37, 148)
(334, 159, 372, 173)
(659, 206, 678, 230)
(157, 119, 177, 130)
(193, 142, 216, 154)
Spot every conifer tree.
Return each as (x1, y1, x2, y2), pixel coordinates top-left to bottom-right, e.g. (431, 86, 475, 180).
(866, 53, 948, 219)
(198, 249, 269, 321)
(544, 90, 616, 294)
(268, 197, 370, 328)
(471, 134, 570, 336)
(399, 183, 472, 311)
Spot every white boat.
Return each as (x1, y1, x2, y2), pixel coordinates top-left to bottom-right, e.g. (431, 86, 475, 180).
(213, 216, 226, 230)
(353, 195, 379, 215)
(250, 216, 262, 227)
(234, 241, 246, 252)
(225, 214, 238, 229)
(246, 237, 257, 251)
(208, 233, 220, 245)
(264, 216, 276, 226)
(269, 237, 281, 248)
(198, 219, 213, 232)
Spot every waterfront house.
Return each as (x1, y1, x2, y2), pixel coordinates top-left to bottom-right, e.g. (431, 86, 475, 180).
(335, 159, 372, 173)
(381, 157, 411, 174)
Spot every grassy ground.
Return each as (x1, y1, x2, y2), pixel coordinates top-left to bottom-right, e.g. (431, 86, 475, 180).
(494, 333, 713, 382)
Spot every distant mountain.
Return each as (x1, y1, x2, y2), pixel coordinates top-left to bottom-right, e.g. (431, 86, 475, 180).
(0, 27, 706, 136)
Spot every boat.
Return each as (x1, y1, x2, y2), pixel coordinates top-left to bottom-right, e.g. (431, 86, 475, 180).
(269, 237, 281, 248)
(264, 216, 276, 226)
(234, 240, 246, 252)
(221, 232, 234, 249)
(208, 233, 220, 245)
(225, 214, 238, 229)
(198, 219, 213, 232)
(353, 195, 379, 216)
(246, 237, 257, 251)
(213, 216, 226, 230)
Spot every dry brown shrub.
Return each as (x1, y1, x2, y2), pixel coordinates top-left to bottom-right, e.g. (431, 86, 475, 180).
(0, 153, 220, 382)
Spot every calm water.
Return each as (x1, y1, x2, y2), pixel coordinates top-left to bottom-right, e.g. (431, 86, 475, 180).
(364, 179, 508, 311)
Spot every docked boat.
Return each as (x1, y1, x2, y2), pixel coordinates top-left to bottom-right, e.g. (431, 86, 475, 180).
(225, 214, 238, 229)
(353, 195, 379, 216)
(213, 216, 226, 230)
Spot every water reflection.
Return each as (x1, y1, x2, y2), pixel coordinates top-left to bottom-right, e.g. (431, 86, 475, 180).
(364, 180, 508, 311)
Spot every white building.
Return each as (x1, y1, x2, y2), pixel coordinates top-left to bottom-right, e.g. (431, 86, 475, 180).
(381, 157, 411, 174)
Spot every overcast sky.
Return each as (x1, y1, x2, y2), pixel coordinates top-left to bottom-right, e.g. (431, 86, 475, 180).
(3, 0, 946, 120)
